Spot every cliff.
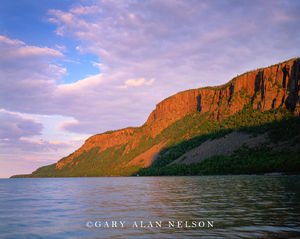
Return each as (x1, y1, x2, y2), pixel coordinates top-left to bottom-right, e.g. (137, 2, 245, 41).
(13, 57, 300, 177)
(146, 57, 299, 128)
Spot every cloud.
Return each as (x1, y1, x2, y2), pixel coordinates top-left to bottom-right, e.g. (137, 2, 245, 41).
(46, 0, 300, 93)
(1, 1, 300, 137)
(18, 137, 71, 151)
(0, 110, 43, 140)
(0, 110, 71, 152)
(58, 119, 79, 132)
(0, 35, 24, 45)
(10, 46, 63, 58)
(58, 73, 103, 92)
(48, 9, 89, 36)
(70, 5, 102, 15)
(55, 44, 67, 52)
(0, 35, 65, 114)
(119, 78, 155, 88)
(0, 36, 63, 59)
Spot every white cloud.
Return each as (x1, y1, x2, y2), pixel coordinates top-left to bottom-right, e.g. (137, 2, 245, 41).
(58, 73, 102, 92)
(119, 78, 155, 88)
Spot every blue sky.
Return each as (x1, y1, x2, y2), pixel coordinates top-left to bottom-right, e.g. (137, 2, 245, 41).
(0, 0, 300, 177)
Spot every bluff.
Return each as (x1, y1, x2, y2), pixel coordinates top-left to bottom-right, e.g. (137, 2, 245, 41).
(12, 57, 300, 177)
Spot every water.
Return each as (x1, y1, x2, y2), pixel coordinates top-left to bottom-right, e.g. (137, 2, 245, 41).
(0, 176, 300, 239)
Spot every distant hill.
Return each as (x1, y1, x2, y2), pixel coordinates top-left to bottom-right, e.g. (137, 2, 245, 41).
(12, 57, 300, 177)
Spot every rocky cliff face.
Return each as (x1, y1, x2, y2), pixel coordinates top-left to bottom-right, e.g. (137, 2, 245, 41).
(45, 58, 300, 173)
(56, 127, 136, 169)
(145, 58, 300, 133)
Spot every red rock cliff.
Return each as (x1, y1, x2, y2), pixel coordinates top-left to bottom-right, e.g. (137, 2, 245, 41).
(56, 57, 300, 169)
(147, 57, 299, 123)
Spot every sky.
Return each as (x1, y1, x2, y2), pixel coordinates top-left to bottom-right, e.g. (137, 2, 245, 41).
(0, 0, 300, 178)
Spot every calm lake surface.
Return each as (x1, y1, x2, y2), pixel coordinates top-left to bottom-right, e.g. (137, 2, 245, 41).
(0, 176, 300, 239)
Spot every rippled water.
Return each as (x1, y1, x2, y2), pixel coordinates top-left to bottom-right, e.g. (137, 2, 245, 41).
(0, 176, 300, 238)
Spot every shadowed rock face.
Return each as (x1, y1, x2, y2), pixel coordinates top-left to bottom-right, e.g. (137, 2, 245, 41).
(36, 58, 300, 174)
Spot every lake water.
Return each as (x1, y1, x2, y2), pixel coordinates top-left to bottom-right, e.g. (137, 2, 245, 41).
(0, 176, 300, 239)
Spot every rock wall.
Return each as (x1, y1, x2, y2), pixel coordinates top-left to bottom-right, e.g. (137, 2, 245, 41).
(55, 57, 300, 170)
(146, 57, 300, 127)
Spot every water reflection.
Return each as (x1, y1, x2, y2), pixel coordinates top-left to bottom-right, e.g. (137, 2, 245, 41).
(0, 176, 299, 238)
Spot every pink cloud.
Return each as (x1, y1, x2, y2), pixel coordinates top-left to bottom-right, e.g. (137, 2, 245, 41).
(1, 1, 300, 137)
(70, 5, 102, 15)
(0, 110, 72, 152)
(0, 35, 25, 45)
(15, 46, 63, 57)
